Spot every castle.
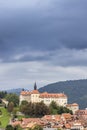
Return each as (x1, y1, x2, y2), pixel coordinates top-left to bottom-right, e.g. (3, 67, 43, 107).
(20, 83, 79, 113)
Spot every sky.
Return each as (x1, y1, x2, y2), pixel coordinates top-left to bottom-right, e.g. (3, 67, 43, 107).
(0, 0, 87, 90)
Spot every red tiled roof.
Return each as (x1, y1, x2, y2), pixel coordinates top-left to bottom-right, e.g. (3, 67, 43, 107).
(20, 91, 31, 96)
(20, 90, 39, 95)
(20, 90, 67, 98)
(39, 93, 67, 98)
(22, 118, 41, 123)
(42, 115, 61, 121)
(66, 103, 79, 107)
(12, 121, 21, 126)
(72, 103, 79, 106)
(31, 90, 39, 94)
(75, 110, 87, 115)
(65, 123, 71, 129)
(62, 113, 72, 119)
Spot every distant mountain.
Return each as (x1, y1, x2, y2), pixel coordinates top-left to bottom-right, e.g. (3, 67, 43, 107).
(38, 79, 87, 109)
(6, 88, 23, 95)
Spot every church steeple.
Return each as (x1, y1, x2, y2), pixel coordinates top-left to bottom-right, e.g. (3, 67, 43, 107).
(34, 82, 37, 90)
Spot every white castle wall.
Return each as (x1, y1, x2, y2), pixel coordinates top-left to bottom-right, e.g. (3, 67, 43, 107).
(20, 93, 68, 107)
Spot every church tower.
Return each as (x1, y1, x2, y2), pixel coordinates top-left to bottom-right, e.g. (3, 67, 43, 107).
(34, 82, 37, 90)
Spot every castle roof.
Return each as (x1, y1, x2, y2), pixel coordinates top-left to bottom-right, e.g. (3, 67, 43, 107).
(20, 90, 67, 98)
(20, 91, 31, 96)
(39, 93, 67, 98)
(31, 90, 39, 94)
(20, 90, 39, 95)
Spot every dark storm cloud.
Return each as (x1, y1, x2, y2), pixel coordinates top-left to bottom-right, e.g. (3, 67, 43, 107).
(0, 0, 87, 64)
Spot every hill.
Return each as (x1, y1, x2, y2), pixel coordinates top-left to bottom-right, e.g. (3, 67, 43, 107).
(6, 88, 23, 95)
(38, 79, 87, 109)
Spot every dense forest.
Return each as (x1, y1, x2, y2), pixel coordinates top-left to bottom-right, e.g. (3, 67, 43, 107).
(39, 79, 87, 109)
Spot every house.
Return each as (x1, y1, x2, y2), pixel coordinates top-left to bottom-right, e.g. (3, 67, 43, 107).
(66, 103, 79, 114)
(71, 121, 84, 130)
(75, 109, 87, 120)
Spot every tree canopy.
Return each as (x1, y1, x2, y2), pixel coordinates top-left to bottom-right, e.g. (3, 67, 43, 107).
(6, 125, 14, 130)
(49, 101, 73, 115)
(20, 101, 50, 117)
(7, 102, 14, 113)
(6, 93, 19, 107)
(20, 101, 72, 117)
(0, 91, 7, 98)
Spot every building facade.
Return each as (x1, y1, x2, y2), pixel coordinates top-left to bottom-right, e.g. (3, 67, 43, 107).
(66, 103, 79, 114)
(20, 83, 68, 106)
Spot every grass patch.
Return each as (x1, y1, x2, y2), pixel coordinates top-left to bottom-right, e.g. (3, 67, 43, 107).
(0, 107, 10, 128)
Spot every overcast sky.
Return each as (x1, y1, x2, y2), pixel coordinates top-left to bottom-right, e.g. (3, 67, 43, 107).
(0, 0, 87, 90)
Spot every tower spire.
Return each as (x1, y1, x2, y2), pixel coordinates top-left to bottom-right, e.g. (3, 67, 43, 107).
(34, 82, 37, 90)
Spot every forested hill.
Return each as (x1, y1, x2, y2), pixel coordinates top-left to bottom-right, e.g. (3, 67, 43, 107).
(38, 79, 87, 109)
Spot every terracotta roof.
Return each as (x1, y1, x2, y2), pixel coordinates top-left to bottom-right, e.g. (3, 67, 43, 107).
(39, 93, 67, 98)
(20, 90, 39, 95)
(21, 118, 45, 128)
(62, 113, 72, 119)
(20, 91, 31, 96)
(65, 123, 71, 129)
(20, 90, 67, 98)
(41, 92, 48, 94)
(75, 110, 87, 115)
(66, 103, 79, 107)
(72, 103, 79, 106)
(12, 121, 21, 126)
(42, 115, 61, 121)
(31, 90, 39, 94)
(22, 118, 41, 124)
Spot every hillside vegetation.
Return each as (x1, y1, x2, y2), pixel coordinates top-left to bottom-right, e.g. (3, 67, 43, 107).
(0, 107, 10, 128)
(39, 79, 87, 109)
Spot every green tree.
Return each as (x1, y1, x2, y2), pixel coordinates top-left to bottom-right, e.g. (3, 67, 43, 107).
(49, 101, 58, 114)
(49, 101, 58, 109)
(0, 109, 2, 115)
(57, 106, 73, 114)
(14, 125, 23, 130)
(20, 102, 50, 117)
(20, 102, 33, 116)
(49, 101, 73, 115)
(7, 102, 14, 113)
(0, 121, 1, 126)
(0, 91, 7, 98)
(35, 102, 50, 117)
(6, 93, 19, 106)
(5, 125, 14, 130)
(13, 108, 17, 115)
(21, 100, 28, 105)
(0, 98, 2, 104)
(12, 108, 18, 119)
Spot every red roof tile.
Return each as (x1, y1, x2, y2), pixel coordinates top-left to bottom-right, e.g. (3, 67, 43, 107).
(39, 93, 67, 98)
